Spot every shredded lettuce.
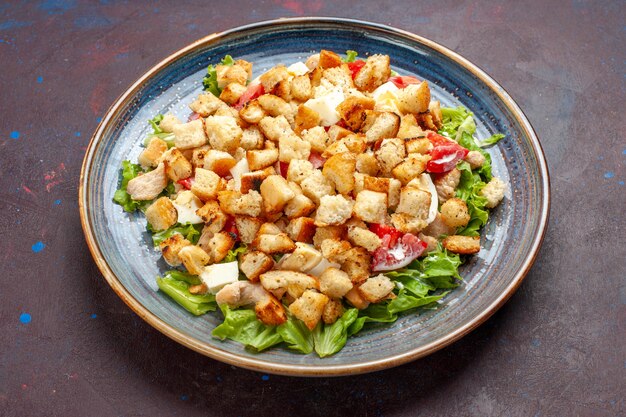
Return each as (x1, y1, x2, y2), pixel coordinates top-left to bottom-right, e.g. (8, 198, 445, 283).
(143, 114, 175, 147)
(343, 50, 358, 62)
(277, 314, 315, 354)
(479, 133, 505, 148)
(212, 305, 283, 352)
(203, 55, 235, 97)
(312, 308, 359, 358)
(150, 223, 203, 246)
(156, 276, 216, 316)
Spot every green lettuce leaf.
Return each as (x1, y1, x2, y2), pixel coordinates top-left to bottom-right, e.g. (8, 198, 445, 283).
(212, 305, 283, 352)
(143, 113, 175, 147)
(203, 55, 235, 97)
(277, 315, 314, 354)
(348, 303, 398, 336)
(457, 131, 493, 180)
(455, 161, 489, 236)
(343, 50, 358, 62)
(150, 223, 203, 247)
(387, 290, 448, 314)
(156, 276, 216, 316)
(162, 270, 201, 285)
(479, 133, 505, 148)
(312, 308, 359, 358)
(113, 160, 149, 212)
(222, 245, 247, 263)
(439, 106, 474, 138)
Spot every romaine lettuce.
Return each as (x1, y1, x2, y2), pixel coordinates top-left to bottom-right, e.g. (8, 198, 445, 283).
(156, 276, 216, 316)
(203, 55, 235, 97)
(212, 305, 283, 352)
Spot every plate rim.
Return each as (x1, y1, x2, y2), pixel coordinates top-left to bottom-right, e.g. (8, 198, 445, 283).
(79, 16, 550, 377)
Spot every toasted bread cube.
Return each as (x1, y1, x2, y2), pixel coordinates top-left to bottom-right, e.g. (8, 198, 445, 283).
(289, 290, 329, 330)
(396, 187, 431, 218)
(406, 138, 431, 154)
(376, 138, 406, 175)
(278, 242, 323, 272)
(284, 194, 316, 219)
(354, 54, 390, 92)
(300, 170, 335, 205)
(195, 200, 226, 228)
(440, 197, 470, 228)
(356, 153, 379, 176)
(126, 163, 167, 200)
(322, 299, 344, 324)
(257, 223, 281, 236)
(202, 150, 236, 177)
(300, 126, 329, 153)
(397, 114, 425, 139)
(434, 168, 462, 203)
(219, 82, 247, 105)
(159, 234, 191, 266)
(290, 74, 312, 101)
(294, 105, 321, 134)
(429, 100, 443, 129)
(388, 178, 402, 209)
(253, 233, 297, 254)
(318, 49, 342, 69)
(286, 159, 314, 185)
(322, 153, 356, 195)
(365, 112, 400, 143)
(362, 175, 390, 194)
(259, 65, 290, 93)
(172, 119, 207, 150)
(353, 190, 387, 224)
(315, 195, 354, 227)
(238, 170, 268, 194)
(260, 175, 296, 214)
(189, 92, 226, 117)
(239, 126, 264, 150)
(279, 134, 311, 163)
(257, 94, 292, 118)
(390, 213, 427, 234)
(216, 63, 249, 88)
(392, 153, 431, 185)
(204, 115, 242, 153)
(322, 134, 367, 158)
(327, 124, 352, 144)
(179, 245, 211, 275)
(442, 235, 481, 254)
(239, 100, 267, 124)
(320, 239, 352, 263)
(239, 251, 274, 282)
(260, 270, 319, 299)
(218, 190, 262, 217)
(337, 247, 371, 284)
(286, 217, 316, 243)
(255, 294, 288, 326)
(246, 148, 279, 171)
(396, 81, 431, 114)
(258, 115, 293, 142)
(347, 227, 382, 252)
(207, 231, 236, 263)
(190, 168, 222, 201)
(321, 65, 355, 93)
(161, 148, 192, 182)
(358, 274, 395, 303)
(138, 137, 168, 168)
(336, 95, 376, 131)
(345, 287, 370, 309)
(481, 177, 506, 208)
(312, 226, 347, 249)
(235, 59, 253, 79)
(159, 113, 181, 133)
(274, 79, 291, 101)
(145, 197, 177, 231)
(319, 267, 353, 298)
(233, 216, 262, 245)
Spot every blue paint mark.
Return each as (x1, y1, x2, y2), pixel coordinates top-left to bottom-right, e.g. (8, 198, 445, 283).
(10, 131, 20, 139)
(597, 156, 604, 160)
(39, 0, 77, 15)
(31, 241, 45, 253)
(20, 313, 32, 324)
(74, 15, 115, 29)
(90, 313, 97, 319)
(261, 374, 270, 381)
(180, 395, 189, 401)
(96, 117, 102, 123)
(37, 76, 43, 83)
(604, 171, 615, 179)
(54, 199, 61, 205)
(74, 131, 81, 137)
(153, 7, 159, 13)
(619, 181, 624, 186)
(622, 149, 626, 155)
(531, 338, 541, 347)
(187, 24, 198, 31)
(0, 20, 33, 30)
(115, 52, 129, 60)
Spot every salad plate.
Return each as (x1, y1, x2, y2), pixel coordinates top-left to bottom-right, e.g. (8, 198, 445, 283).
(79, 17, 549, 376)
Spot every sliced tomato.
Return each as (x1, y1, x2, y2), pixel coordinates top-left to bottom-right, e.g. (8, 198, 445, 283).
(234, 83, 265, 110)
(369, 224, 403, 247)
(279, 161, 289, 178)
(347, 60, 366, 79)
(308, 151, 326, 169)
(371, 233, 427, 272)
(188, 112, 201, 122)
(335, 119, 348, 129)
(223, 216, 239, 241)
(427, 144, 469, 173)
(388, 75, 420, 89)
(426, 131, 455, 147)
(177, 177, 194, 190)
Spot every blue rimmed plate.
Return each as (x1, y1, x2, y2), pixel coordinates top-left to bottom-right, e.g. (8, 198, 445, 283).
(79, 17, 549, 376)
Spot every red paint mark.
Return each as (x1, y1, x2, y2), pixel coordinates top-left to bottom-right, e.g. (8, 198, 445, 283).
(44, 163, 66, 192)
(22, 185, 36, 196)
(89, 81, 108, 116)
(69, 373, 79, 380)
(21, 384, 28, 390)
(273, 0, 323, 15)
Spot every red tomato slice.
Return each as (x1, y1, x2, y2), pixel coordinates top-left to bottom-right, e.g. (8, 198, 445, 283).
(426, 131, 455, 147)
(347, 60, 366, 79)
(223, 216, 239, 241)
(177, 177, 194, 190)
(369, 224, 403, 247)
(308, 151, 326, 169)
(279, 161, 289, 178)
(426, 145, 469, 173)
(388, 75, 420, 89)
(188, 112, 201, 122)
(371, 233, 427, 272)
(234, 83, 265, 110)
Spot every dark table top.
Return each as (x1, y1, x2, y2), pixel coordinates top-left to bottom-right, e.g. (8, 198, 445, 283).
(1, 1, 624, 416)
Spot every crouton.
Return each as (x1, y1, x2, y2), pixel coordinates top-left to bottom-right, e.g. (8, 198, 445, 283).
(294, 105, 321, 134)
(345, 287, 370, 309)
(279, 242, 323, 272)
(397, 114, 425, 139)
(405, 138, 431, 154)
(286, 217, 317, 243)
(178, 245, 211, 275)
(396, 187, 431, 219)
(286, 159, 314, 185)
(375, 138, 406, 175)
(429, 100, 443, 129)
(322, 299, 344, 324)
(300, 170, 334, 205)
(442, 235, 481, 254)
(464, 150, 486, 169)
(255, 294, 288, 326)
(353, 54, 391, 92)
(259, 65, 290, 93)
(216, 63, 249, 88)
(239, 100, 266, 124)
(235, 59, 253, 79)
(274, 79, 291, 102)
(138, 137, 168, 168)
(322, 134, 367, 158)
(126, 163, 167, 200)
(434, 168, 461, 202)
(195, 199, 226, 227)
(239, 170, 270, 194)
(260, 175, 296, 214)
(319, 267, 353, 298)
(234, 216, 263, 245)
(315, 195, 355, 227)
(318, 50, 342, 69)
(239, 126, 265, 150)
(416, 111, 437, 131)
(258, 222, 282, 236)
(312, 226, 347, 249)
(206, 231, 236, 263)
(245, 148, 278, 171)
(365, 112, 400, 143)
(392, 153, 431, 185)
(279, 133, 311, 162)
(284, 194, 316, 219)
(338, 247, 371, 283)
(219, 82, 247, 105)
(201, 150, 236, 177)
(171, 119, 206, 150)
(390, 213, 428, 234)
(290, 74, 312, 101)
(239, 251, 274, 282)
(396, 81, 430, 114)
(190, 168, 222, 201)
(440, 197, 470, 228)
(289, 290, 329, 330)
(361, 175, 390, 194)
(252, 233, 297, 254)
(159, 113, 181, 133)
(353, 190, 388, 223)
(320, 239, 352, 262)
(260, 270, 319, 298)
(327, 124, 353, 144)
(159, 234, 191, 266)
(347, 227, 382, 252)
(356, 153, 379, 176)
(257, 94, 292, 118)
(322, 153, 356, 195)
(161, 148, 192, 182)
(358, 274, 395, 303)
(218, 190, 262, 217)
(204, 115, 242, 153)
(388, 178, 402, 209)
(145, 197, 177, 231)
(337, 96, 376, 131)
(300, 126, 329, 153)
(189, 92, 226, 117)
(257, 115, 293, 142)
(481, 177, 506, 208)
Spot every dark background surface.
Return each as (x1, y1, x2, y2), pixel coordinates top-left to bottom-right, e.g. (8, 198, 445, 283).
(0, 1, 624, 416)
